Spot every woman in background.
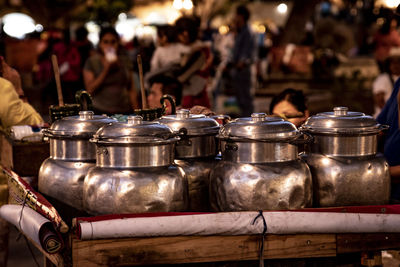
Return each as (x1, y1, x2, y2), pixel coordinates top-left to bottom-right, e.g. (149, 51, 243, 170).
(269, 88, 309, 127)
(83, 26, 138, 114)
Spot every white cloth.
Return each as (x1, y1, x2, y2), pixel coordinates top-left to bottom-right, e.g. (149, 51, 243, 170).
(372, 73, 399, 117)
(150, 43, 189, 72)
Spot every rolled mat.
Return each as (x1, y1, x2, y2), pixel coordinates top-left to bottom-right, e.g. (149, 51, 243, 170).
(0, 204, 63, 254)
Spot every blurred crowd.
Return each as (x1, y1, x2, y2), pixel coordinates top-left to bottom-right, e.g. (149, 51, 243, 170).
(2, 1, 400, 122)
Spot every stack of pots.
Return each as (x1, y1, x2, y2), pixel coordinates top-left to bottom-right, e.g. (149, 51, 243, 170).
(210, 113, 313, 211)
(38, 111, 115, 211)
(158, 109, 220, 211)
(301, 106, 390, 206)
(83, 116, 188, 215)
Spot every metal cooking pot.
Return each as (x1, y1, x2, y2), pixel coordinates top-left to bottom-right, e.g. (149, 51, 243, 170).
(38, 111, 114, 210)
(158, 109, 220, 211)
(301, 106, 390, 206)
(83, 116, 188, 215)
(210, 113, 312, 211)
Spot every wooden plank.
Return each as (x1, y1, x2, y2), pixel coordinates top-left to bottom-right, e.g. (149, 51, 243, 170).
(72, 234, 337, 267)
(337, 233, 400, 254)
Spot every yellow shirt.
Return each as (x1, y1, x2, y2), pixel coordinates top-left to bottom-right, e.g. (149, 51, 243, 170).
(0, 77, 43, 129)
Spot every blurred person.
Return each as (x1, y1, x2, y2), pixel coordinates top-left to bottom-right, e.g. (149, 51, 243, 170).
(147, 72, 214, 116)
(175, 16, 212, 109)
(147, 74, 182, 115)
(373, 47, 400, 117)
(52, 29, 82, 103)
(0, 56, 43, 129)
(83, 26, 138, 115)
(150, 25, 188, 72)
(269, 88, 309, 127)
(377, 75, 400, 202)
(373, 17, 400, 72)
(226, 5, 256, 117)
(73, 26, 95, 88)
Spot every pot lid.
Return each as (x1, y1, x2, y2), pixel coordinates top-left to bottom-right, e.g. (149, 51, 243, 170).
(158, 109, 220, 136)
(301, 107, 380, 134)
(218, 113, 299, 141)
(45, 111, 115, 138)
(92, 115, 178, 144)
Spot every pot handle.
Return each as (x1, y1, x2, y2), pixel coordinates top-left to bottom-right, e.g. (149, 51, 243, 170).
(160, 94, 176, 115)
(75, 90, 93, 111)
(289, 132, 314, 145)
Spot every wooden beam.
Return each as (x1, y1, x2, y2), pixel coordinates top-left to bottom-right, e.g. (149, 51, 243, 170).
(72, 234, 337, 267)
(337, 233, 400, 254)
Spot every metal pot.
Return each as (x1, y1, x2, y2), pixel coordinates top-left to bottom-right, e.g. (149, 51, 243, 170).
(301, 106, 390, 206)
(158, 109, 220, 211)
(83, 116, 188, 215)
(38, 111, 114, 210)
(210, 113, 312, 211)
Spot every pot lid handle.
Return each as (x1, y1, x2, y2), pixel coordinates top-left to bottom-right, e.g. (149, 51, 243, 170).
(251, 113, 266, 122)
(79, 110, 94, 119)
(127, 115, 143, 125)
(176, 109, 190, 119)
(333, 106, 348, 115)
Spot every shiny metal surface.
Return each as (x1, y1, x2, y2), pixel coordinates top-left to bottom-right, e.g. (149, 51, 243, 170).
(50, 139, 96, 161)
(310, 134, 377, 156)
(96, 143, 175, 168)
(158, 109, 220, 136)
(93, 116, 176, 144)
(175, 158, 218, 211)
(220, 113, 299, 141)
(158, 110, 220, 158)
(83, 165, 188, 215)
(303, 153, 390, 206)
(210, 160, 312, 211)
(221, 141, 298, 163)
(302, 107, 381, 134)
(175, 135, 217, 158)
(45, 111, 114, 138)
(38, 158, 94, 210)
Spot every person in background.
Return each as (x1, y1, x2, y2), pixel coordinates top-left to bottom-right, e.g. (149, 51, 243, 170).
(83, 26, 138, 115)
(373, 17, 400, 73)
(269, 88, 310, 127)
(150, 25, 188, 72)
(52, 29, 82, 104)
(0, 56, 43, 129)
(73, 26, 95, 90)
(147, 74, 182, 115)
(372, 47, 400, 118)
(226, 5, 256, 117)
(175, 16, 212, 109)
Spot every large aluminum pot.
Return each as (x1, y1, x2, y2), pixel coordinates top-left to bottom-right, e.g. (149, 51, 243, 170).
(83, 116, 188, 215)
(38, 111, 114, 210)
(158, 109, 220, 211)
(301, 106, 390, 206)
(210, 113, 312, 211)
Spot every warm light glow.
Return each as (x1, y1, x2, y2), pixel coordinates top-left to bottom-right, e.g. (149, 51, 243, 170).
(277, 3, 288, 14)
(2, 13, 36, 39)
(115, 17, 140, 43)
(85, 21, 100, 45)
(385, 0, 400, 8)
(173, 0, 183, 10)
(218, 25, 229, 35)
(257, 24, 266, 33)
(182, 0, 193, 10)
(118, 13, 127, 20)
(35, 24, 43, 32)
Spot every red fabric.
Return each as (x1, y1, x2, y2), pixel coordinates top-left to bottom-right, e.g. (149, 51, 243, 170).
(181, 88, 210, 109)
